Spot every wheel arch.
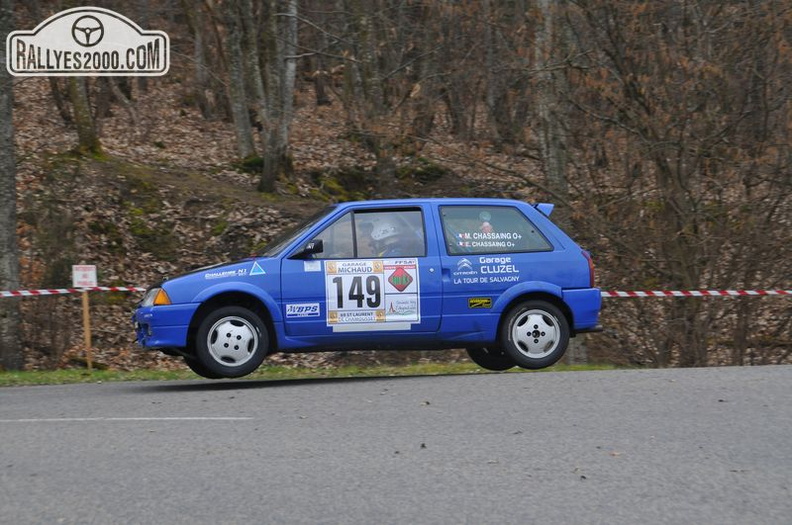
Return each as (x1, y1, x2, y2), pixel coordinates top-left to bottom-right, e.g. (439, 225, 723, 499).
(186, 292, 276, 356)
(496, 291, 574, 341)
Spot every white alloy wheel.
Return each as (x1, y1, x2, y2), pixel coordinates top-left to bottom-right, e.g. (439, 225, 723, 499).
(510, 309, 561, 359)
(194, 306, 269, 378)
(206, 316, 259, 366)
(501, 300, 570, 370)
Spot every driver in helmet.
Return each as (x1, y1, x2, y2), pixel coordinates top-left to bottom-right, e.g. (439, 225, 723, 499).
(371, 220, 408, 257)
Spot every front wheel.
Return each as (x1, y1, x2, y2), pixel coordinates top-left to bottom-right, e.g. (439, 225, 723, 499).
(183, 354, 224, 379)
(500, 300, 569, 370)
(193, 306, 269, 378)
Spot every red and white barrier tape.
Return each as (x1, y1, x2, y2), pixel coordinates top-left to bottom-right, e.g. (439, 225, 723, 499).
(0, 286, 147, 298)
(0, 286, 789, 299)
(601, 289, 790, 298)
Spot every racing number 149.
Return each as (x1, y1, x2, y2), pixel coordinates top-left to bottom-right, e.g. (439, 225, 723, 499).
(331, 275, 381, 309)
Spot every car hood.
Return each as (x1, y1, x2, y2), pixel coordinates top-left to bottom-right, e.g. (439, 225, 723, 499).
(158, 257, 277, 303)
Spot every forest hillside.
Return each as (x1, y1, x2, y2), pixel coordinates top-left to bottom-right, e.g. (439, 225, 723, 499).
(2, 1, 790, 371)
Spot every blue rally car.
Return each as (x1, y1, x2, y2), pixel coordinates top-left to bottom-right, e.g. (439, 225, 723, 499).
(134, 198, 601, 378)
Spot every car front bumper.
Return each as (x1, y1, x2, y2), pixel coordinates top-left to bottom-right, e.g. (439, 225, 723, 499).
(133, 303, 199, 349)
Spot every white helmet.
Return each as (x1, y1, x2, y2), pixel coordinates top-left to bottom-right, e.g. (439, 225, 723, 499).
(371, 221, 399, 241)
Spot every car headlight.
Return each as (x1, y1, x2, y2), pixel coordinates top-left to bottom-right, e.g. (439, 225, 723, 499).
(141, 287, 172, 307)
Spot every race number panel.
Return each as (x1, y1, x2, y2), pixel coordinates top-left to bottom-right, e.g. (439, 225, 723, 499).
(325, 259, 420, 330)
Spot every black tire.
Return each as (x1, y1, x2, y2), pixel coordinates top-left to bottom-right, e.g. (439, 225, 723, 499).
(194, 306, 269, 378)
(183, 354, 224, 379)
(466, 347, 515, 371)
(500, 300, 569, 370)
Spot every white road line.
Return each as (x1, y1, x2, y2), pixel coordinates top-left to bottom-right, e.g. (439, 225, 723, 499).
(0, 417, 254, 423)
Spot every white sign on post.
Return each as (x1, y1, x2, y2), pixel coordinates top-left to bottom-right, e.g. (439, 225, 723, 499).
(72, 265, 97, 370)
(72, 265, 98, 288)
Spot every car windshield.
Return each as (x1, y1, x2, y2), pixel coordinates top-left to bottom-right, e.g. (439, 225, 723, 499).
(257, 205, 337, 257)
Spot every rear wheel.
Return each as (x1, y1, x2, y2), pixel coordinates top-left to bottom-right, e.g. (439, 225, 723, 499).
(193, 306, 269, 378)
(466, 347, 515, 371)
(500, 300, 569, 370)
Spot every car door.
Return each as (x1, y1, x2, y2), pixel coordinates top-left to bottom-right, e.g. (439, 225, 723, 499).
(280, 205, 442, 344)
(436, 204, 558, 325)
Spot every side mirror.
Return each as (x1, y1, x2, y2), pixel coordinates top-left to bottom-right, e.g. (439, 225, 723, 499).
(291, 239, 323, 259)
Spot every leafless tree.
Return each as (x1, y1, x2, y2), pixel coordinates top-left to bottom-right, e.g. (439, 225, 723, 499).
(222, 0, 257, 158)
(258, 0, 298, 192)
(0, 0, 22, 370)
(563, 0, 791, 366)
(68, 78, 102, 155)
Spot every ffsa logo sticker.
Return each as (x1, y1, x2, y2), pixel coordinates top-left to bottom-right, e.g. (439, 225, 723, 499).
(6, 6, 169, 76)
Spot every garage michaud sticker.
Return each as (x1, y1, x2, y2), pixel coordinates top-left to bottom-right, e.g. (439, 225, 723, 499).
(7, 6, 169, 76)
(325, 259, 420, 331)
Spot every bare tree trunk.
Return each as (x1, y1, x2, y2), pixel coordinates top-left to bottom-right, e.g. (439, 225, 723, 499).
(441, 88, 470, 139)
(277, 0, 297, 150)
(184, 1, 214, 118)
(0, 0, 22, 370)
(535, 0, 570, 217)
(438, 6, 473, 140)
(108, 77, 140, 128)
(340, 0, 363, 128)
(258, 0, 297, 193)
(348, 0, 395, 183)
(68, 78, 101, 155)
(240, 0, 267, 143)
(536, 0, 583, 364)
(135, 0, 150, 94)
(223, 1, 256, 159)
(49, 78, 72, 124)
(483, 0, 497, 134)
(259, 0, 297, 192)
(483, 1, 525, 147)
(405, 3, 437, 154)
(313, 24, 332, 107)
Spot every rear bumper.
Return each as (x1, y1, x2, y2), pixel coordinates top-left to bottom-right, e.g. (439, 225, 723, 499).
(574, 324, 603, 334)
(562, 288, 602, 332)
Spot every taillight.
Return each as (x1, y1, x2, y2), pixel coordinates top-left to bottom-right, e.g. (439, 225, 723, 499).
(582, 250, 596, 288)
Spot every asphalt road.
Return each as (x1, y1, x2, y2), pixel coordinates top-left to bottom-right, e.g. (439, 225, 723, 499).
(1, 366, 790, 525)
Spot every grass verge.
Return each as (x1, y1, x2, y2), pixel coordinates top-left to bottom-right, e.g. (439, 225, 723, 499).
(0, 362, 617, 387)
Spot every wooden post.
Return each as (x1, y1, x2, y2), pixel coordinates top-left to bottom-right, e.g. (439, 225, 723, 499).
(73, 265, 97, 371)
(81, 290, 92, 370)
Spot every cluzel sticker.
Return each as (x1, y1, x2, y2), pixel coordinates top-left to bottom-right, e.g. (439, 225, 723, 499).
(452, 256, 520, 285)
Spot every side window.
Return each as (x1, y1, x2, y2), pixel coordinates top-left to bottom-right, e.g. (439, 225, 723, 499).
(311, 212, 354, 259)
(355, 210, 426, 258)
(309, 209, 426, 259)
(440, 205, 552, 255)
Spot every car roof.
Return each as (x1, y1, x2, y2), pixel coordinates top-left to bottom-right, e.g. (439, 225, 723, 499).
(335, 197, 533, 208)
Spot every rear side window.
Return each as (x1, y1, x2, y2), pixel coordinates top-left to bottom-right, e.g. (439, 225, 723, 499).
(440, 205, 552, 255)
